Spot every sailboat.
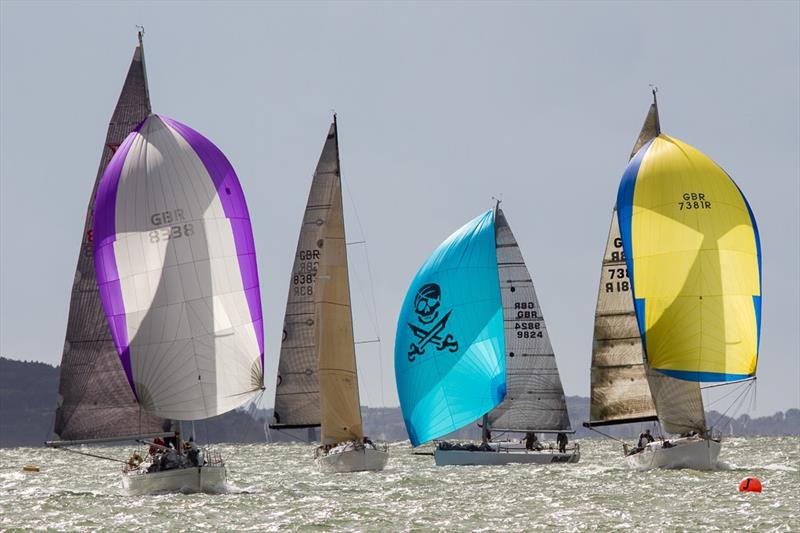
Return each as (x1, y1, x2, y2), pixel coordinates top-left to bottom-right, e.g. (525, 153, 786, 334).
(584, 91, 761, 470)
(270, 117, 389, 473)
(395, 204, 578, 466)
(47, 33, 265, 494)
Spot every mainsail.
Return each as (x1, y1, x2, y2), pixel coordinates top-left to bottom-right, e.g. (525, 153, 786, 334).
(487, 208, 571, 432)
(395, 210, 506, 446)
(92, 114, 264, 421)
(588, 93, 706, 434)
(272, 118, 363, 445)
(53, 35, 166, 442)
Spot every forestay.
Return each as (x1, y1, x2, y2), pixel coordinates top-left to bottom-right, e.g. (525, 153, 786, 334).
(93, 114, 264, 421)
(486, 208, 570, 432)
(395, 210, 506, 446)
(53, 37, 166, 441)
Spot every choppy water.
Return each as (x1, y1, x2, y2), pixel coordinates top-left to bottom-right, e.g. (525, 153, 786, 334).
(0, 437, 797, 531)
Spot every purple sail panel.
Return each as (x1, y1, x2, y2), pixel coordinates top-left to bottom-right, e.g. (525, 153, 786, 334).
(92, 126, 142, 395)
(160, 116, 265, 367)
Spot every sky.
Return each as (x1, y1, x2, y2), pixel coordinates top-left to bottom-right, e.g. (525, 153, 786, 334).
(1, 1, 798, 417)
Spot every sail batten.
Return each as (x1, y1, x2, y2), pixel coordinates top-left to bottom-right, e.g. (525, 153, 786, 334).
(53, 38, 166, 441)
(487, 208, 571, 433)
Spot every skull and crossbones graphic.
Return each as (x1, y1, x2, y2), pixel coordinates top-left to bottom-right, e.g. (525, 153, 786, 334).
(407, 283, 459, 361)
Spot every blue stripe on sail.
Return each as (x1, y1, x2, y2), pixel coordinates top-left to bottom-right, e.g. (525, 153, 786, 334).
(394, 210, 506, 447)
(657, 368, 752, 382)
(720, 168, 763, 353)
(616, 138, 653, 343)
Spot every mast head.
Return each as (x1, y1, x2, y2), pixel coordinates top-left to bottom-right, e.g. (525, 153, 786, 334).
(136, 25, 145, 47)
(491, 196, 502, 213)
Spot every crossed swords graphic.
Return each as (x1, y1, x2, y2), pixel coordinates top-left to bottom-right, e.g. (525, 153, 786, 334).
(407, 310, 459, 361)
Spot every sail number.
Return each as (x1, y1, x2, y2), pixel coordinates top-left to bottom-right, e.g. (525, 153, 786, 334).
(611, 237, 626, 262)
(148, 224, 195, 243)
(605, 268, 630, 293)
(514, 302, 543, 338)
(679, 192, 711, 210)
(293, 249, 320, 296)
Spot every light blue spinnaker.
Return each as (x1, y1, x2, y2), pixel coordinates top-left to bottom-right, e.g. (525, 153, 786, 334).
(395, 210, 506, 446)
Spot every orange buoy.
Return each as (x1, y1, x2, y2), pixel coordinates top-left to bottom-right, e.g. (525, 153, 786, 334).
(738, 476, 762, 493)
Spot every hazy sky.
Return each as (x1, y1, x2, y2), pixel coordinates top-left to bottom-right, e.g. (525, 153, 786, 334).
(1, 1, 798, 417)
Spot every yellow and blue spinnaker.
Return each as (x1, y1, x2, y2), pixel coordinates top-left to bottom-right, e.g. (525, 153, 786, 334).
(617, 135, 761, 382)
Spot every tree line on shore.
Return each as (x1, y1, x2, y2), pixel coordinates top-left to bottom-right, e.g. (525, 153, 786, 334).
(2, 357, 797, 447)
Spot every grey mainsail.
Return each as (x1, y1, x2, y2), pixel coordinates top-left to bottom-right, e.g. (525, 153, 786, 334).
(587, 211, 657, 426)
(53, 34, 167, 442)
(487, 208, 571, 432)
(587, 91, 705, 434)
(272, 118, 363, 443)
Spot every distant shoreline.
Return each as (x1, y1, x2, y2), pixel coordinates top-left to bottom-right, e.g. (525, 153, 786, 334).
(2, 356, 798, 448)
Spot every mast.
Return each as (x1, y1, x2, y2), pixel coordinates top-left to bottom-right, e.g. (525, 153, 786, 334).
(51, 32, 166, 444)
(136, 27, 151, 113)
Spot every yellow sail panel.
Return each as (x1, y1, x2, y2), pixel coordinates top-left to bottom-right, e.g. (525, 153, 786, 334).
(617, 135, 761, 382)
(317, 177, 363, 445)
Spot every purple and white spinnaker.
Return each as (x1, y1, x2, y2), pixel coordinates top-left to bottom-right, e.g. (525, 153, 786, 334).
(93, 114, 264, 421)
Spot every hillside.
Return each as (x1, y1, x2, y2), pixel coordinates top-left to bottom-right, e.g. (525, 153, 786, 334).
(1, 357, 797, 447)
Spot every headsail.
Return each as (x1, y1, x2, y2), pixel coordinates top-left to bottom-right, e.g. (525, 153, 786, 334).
(487, 208, 570, 432)
(53, 35, 166, 442)
(271, 118, 363, 445)
(395, 210, 506, 446)
(617, 135, 761, 383)
(92, 114, 264, 421)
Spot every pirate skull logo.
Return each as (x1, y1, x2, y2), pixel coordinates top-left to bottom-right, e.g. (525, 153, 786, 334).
(407, 283, 458, 362)
(414, 283, 441, 324)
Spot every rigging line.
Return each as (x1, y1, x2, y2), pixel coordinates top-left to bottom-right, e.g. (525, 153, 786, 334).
(56, 446, 129, 465)
(701, 376, 756, 390)
(705, 379, 751, 408)
(710, 380, 755, 431)
(584, 425, 629, 445)
(341, 172, 386, 409)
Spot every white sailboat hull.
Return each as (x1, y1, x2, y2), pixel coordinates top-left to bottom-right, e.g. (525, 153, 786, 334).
(624, 436, 721, 470)
(121, 465, 227, 495)
(434, 446, 580, 466)
(315, 448, 389, 473)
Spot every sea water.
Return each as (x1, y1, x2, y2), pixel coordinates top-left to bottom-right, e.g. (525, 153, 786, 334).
(0, 436, 797, 531)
